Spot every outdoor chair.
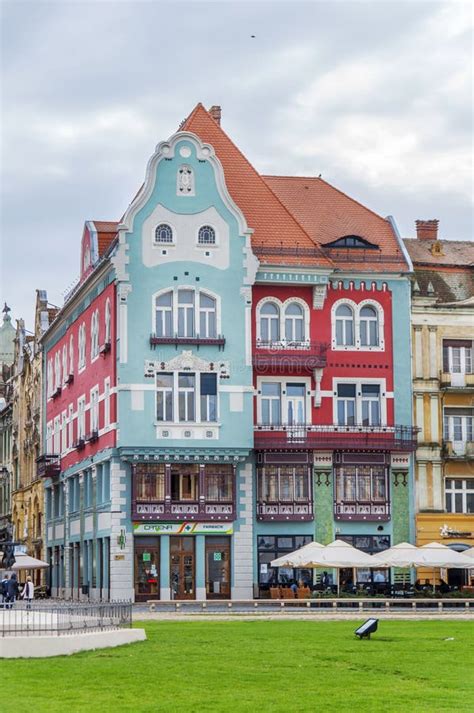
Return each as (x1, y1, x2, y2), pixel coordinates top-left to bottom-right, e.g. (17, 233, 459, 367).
(280, 588, 296, 599)
(269, 587, 281, 599)
(297, 587, 311, 599)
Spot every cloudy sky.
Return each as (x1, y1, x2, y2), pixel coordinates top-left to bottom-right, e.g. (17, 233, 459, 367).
(1, 0, 472, 327)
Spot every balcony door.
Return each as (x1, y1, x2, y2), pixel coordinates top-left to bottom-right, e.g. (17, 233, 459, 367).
(444, 341, 473, 386)
(286, 383, 306, 440)
(170, 536, 195, 600)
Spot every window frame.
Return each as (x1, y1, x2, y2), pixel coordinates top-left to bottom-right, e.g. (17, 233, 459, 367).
(256, 297, 310, 348)
(154, 223, 174, 245)
(90, 310, 100, 361)
(445, 478, 474, 514)
(333, 378, 386, 427)
(155, 371, 219, 424)
(197, 224, 217, 246)
(152, 286, 221, 339)
(331, 299, 384, 352)
(257, 376, 311, 426)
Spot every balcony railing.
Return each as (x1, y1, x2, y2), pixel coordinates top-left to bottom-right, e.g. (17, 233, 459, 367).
(334, 500, 391, 521)
(253, 341, 328, 371)
(36, 454, 60, 479)
(443, 440, 474, 459)
(439, 371, 474, 389)
(149, 334, 226, 350)
(254, 424, 419, 451)
(257, 500, 313, 521)
(133, 498, 234, 521)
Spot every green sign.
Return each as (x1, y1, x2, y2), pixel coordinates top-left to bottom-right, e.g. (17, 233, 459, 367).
(213, 552, 222, 562)
(142, 552, 151, 562)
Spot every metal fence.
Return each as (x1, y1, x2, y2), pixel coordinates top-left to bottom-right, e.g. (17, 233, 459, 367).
(0, 600, 132, 637)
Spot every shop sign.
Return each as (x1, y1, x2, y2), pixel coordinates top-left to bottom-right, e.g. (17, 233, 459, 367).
(213, 552, 222, 561)
(133, 522, 233, 536)
(142, 552, 151, 562)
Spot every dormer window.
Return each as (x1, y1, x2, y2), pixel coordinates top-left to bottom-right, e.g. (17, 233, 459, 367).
(197, 225, 216, 245)
(324, 235, 379, 249)
(155, 224, 173, 244)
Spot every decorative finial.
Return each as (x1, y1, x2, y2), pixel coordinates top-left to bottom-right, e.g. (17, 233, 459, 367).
(2, 303, 11, 321)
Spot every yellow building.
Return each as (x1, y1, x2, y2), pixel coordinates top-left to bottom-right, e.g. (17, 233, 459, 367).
(404, 220, 474, 587)
(11, 292, 55, 583)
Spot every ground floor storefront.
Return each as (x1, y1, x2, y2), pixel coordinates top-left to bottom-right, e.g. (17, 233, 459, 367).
(416, 512, 474, 587)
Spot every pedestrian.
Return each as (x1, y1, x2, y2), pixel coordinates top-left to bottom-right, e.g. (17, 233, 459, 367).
(6, 572, 19, 609)
(1, 573, 9, 607)
(21, 576, 34, 610)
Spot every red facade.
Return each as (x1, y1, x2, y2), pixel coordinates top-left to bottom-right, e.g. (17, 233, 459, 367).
(43, 282, 116, 472)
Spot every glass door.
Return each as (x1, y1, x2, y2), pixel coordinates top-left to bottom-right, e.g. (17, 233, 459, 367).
(286, 383, 306, 441)
(206, 537, 231, 599)
(134, 537, 160, 602)
(170, 536, 195, 600)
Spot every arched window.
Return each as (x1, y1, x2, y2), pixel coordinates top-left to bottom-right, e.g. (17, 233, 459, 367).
(154, 224, 173, 244)
(197, 225, 216, 245)
(54, 352, 61, 390)
(105, 299, 111, 344)
(284, 302, 305, 343)
(155, 291, 173, 337)
(91, 311, 99, 359)
(359, 305, 379, 347)
(335, 304, 354, 346)
(199, 293, 217, 338)
(69, 335, 74, 375)
(78, 323, 86, 369)
(62, 345, 68, 384)
(260, 302, 280, 344)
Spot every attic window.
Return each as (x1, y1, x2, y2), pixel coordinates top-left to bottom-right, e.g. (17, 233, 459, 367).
(324, 235, 379, 249)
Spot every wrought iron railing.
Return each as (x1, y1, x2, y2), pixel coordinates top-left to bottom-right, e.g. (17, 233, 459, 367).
(149, 333, 225, 350)
(254, 424, 419, 451)
(36, 454, 60, 478)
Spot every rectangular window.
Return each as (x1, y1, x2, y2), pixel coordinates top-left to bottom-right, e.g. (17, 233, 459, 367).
(77, 397, 86, 440)
(261, 382, 281, 425)
(104, 378, 111, 428)
(205, 465, 233, 501)
(177, 290, 195, 337)
(445, 478, 474, 513)
(156, 373, 174, 422)
(361, 384, 380, 426)
(90, 387, 99, 433)
(257, 466, 310, 503)
(156, 292, 173, 337)
(178, 373, 195, 422)
(335, 466, 389, 505)
(199, 294, 217, 338)
(257, 534, 312, 590)
(53, 417, 61, 454)
(200, 373, 217, 422)
(46, 422, 53, 454)
(170, 465, 199, 501)
(337, 384, 356, 425)
(61, 411, 67, 453)
(135, 464, 165, 501)
(68, 405, 74, 449)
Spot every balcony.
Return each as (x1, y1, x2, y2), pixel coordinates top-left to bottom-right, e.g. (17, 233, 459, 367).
(149, 333, 226, 351)
(72, 438, 86, 451)
(334, 500, 391, 522)
(257, 500, 313, 521)
(254, 424, 419, 452)
(443, 440, 474, 459)
(253, 340, 328, 372)
(133, 498, 234, 522)
(99, 342, 111, 356)
(51, 386, 62, 400)
(64, 373, 74, 386)
(85, 430, 99, 444)
(440, 371, 474, 390)
(36, 454, 60, 479)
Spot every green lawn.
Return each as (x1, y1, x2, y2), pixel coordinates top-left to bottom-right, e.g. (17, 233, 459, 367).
(3, 620, 473, 712)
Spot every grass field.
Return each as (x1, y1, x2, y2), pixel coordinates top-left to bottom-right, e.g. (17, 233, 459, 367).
(3, 620, 473, 712)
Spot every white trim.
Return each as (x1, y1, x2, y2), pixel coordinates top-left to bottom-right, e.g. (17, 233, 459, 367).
(332, 377, 387, 426)
(331, 298, 385, 352)
(151, 285, 222, 338)
(255, 296, 310, 346)
(256, 375, 312, 425)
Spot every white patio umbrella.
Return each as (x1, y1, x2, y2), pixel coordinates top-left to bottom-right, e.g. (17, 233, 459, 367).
(462, 547, 474, 559)
(270, 541, 325, 568)
(11, 554, 50, 570)
(416, 542, 473, 592)
(371, 542, 420, 568)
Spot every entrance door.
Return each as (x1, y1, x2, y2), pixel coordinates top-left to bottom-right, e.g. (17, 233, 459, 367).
(170, 536, 195, 599)
(134, 537, 160, 602)
(206, 537, 231, 599)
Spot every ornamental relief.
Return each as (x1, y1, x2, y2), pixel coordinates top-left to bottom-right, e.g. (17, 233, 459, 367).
(145, 350, 230, 379)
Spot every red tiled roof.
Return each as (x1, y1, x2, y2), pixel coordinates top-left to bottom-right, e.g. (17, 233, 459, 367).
(264, 175, 408, 272)
(181, 104, 332, 268)
(92, 221, 119, 257)
(404, 239, 474, 267)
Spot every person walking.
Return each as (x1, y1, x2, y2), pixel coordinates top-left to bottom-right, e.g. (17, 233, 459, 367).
(1, 573, 9, 607)
(21, 576, 34, 610)
(6, 572, 19, 609)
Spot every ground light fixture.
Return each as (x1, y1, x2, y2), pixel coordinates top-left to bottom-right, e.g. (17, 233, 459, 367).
(355, 618, 379, 639)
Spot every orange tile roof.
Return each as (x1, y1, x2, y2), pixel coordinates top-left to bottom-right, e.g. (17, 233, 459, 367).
(92, 221, 119, 257)
(181, 104, 333, 268)
(264, 175, 408, 272)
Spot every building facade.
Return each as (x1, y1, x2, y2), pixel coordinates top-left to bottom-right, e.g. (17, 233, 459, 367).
(0, 305, 16, 531)
(41, 104, 418, 600)
(405, 221, 474, 586)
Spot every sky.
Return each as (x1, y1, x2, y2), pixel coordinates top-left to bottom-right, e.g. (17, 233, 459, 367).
(1, 0, 472, 328)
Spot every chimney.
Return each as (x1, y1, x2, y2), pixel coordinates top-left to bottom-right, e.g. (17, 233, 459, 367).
(415, 219, 439, 241)
(209, 105, 221, 126)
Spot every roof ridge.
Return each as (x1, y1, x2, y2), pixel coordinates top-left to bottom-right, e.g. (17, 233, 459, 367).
(182, 105, 333, 266)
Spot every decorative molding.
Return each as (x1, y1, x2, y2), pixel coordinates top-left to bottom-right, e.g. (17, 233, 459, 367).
(314, 452, 333, 468)
(312, 285, 327, 310)
(390, 453, 410, 469)
(145, 351, 230, 379)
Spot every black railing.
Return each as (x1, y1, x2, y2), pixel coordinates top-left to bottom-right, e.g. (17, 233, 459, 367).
(0, 600, 132, 637)
(149, 334, 225, 350)
(255, 424, 419, 451)
(36, 454, 60, 479)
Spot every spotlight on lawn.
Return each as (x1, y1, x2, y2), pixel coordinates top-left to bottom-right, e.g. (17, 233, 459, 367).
(355, 618, 378, 640)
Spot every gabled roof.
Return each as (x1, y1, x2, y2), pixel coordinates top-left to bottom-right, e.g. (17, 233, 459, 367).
(92, 221, 119, 257)
(181, 104, 332, 268)
(264, 175, 409, 272)
(404, 239, 474, 267)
